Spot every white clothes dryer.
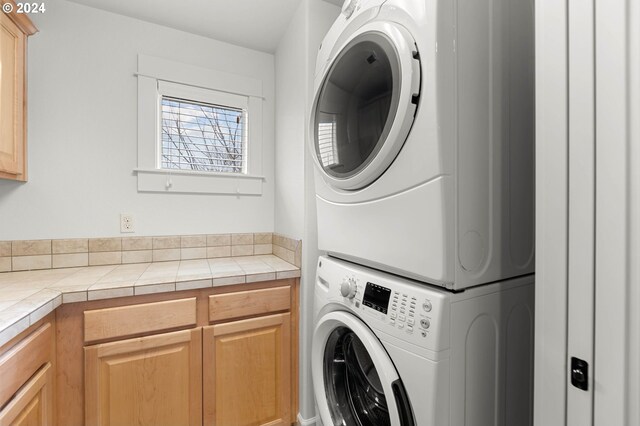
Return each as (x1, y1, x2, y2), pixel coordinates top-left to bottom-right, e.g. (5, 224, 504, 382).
(310, 0, 535, 289)
(312, 255, 534, 426)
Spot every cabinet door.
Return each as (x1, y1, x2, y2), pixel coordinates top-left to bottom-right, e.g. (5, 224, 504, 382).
(85, 328, 202, 426)
(0, 362, 53, 426)
(0, 12, 25, 179)
(204, 313, 291, 426)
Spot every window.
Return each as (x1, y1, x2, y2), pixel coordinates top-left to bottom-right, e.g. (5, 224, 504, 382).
(136, 54, 264, 195)
(160, 96, 246, 173)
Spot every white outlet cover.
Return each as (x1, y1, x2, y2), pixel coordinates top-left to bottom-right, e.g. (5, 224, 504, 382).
(120, 214, 135, 233)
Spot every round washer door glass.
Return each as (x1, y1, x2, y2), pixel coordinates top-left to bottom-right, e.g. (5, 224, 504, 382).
(324, 326, 391, 426)
(312, 26, 419, 190)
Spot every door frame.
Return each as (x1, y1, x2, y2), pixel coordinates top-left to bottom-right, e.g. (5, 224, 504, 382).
(534, 0, 639, 425)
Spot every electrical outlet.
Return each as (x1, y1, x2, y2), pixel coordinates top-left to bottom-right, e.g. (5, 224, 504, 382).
(120, 214, 135, 233)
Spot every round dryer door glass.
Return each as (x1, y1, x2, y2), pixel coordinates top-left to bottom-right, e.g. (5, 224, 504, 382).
(312, 25, 420, 190)
(323, 326, 391, 426)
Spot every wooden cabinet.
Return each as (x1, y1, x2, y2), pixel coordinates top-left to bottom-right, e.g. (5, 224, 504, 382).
(85, 328, 202, 426)
(203, 313, 291, 426)
(0, 1, 36, 181)
(0, 363, 53, 426)
(0, 317, 55, 426)
(53, 280, 299, 425)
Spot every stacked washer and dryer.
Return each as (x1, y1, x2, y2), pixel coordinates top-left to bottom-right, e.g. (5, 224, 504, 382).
(309, 0, 535, 425)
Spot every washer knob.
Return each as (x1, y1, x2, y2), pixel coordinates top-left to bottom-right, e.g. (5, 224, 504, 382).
(420, 319, 431, 329)
(340, 277, 357, 299)
(423, 300, 432, 312)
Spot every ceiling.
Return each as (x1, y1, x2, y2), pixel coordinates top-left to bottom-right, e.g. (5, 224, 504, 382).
(67, 0, 306, 53)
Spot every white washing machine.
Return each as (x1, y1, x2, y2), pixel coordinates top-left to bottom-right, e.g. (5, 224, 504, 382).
(312, 255, 534, 426)
(310, 0, 535, 289)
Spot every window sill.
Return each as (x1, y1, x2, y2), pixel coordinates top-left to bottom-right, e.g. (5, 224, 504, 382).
(134, 168, 264, 195)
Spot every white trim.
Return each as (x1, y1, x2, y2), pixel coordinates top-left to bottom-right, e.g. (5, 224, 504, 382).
(533, 0, 570, 424)
(136, 169, 263, 195)
(158, 81, 249, 110)
(567, 0, 596, 423)
(138, 54, 262, 98)
(136, 55, 264, 195)
(593, 0, 633, 424)
(627, 1, 640, 424)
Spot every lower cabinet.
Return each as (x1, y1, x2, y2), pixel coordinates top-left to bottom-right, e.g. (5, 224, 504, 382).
(0, 362, 53, 426)
(0, 317, 55, 426)
(69, 281, 297, 426)
(203, 313, 291, 426)
(84, 328, 202, 426)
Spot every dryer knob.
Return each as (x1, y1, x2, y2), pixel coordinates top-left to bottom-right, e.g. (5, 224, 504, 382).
(340, 278, 357, 299)
(341, 0, 359, 19)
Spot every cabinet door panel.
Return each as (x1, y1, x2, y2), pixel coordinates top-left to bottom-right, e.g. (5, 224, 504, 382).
(0, 12, 25, 178)
(85, 328, 202, 426)
(204, 313, 291, 426)
(0, 362, 53, 426)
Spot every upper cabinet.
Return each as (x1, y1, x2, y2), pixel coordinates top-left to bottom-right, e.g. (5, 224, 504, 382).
(0, 1, 37, 181)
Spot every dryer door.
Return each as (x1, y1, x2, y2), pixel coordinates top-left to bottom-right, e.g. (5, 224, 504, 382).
(312, 311, 415, 426)
(311, 22, 421, 191)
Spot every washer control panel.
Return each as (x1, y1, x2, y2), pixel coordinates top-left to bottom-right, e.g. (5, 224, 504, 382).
(385, 289, 434, 338)
(317, 256, 450, 351)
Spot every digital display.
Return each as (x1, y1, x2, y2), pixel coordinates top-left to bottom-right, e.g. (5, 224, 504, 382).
(362, 282, 391, 314)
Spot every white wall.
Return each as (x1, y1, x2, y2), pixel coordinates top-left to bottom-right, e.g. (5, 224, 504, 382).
(0, 0, 275, 239)
(274, 2, 307, 240)
(274, 0, 339, 423)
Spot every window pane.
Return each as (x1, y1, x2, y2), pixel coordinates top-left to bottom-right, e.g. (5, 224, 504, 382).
(161, 96, 246, 173)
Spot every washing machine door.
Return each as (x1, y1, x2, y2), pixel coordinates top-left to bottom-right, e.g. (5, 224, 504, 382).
(312, 311, 415, 426)
(311, 21, 421, 191)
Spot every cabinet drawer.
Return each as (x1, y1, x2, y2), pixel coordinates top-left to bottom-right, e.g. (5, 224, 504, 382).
(84, 298, 196, 343)
(209, 286, 291, 322)
(0, 322, 52, 408)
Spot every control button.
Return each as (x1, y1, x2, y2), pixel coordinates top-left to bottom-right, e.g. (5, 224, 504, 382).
(390, 312, 397, 319)
(407, 326, 413, 332)
(340, 277, 357, 299)
(423, 300, 433, 312)
(397, 322, 405, 329)
(389, 319, 395, 326)
(408, 318, 415, 326)
(399, 314, 406, 322)
(421, 331, 427, 337)
(409, 309, 415, 314)
(420, 319, 431, 329)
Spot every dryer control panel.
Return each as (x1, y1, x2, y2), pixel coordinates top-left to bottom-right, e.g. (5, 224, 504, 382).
(316, 255, 451, 352)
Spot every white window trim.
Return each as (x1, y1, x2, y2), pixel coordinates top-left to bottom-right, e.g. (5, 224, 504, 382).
(136, 54, 264, 195)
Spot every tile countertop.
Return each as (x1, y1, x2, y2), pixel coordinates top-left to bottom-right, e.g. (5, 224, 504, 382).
(0, 255, 300, 347)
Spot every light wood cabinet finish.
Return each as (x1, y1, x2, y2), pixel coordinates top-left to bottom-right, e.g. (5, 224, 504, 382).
(53, 279, 298, 425)
(0, 322, 53, 408)
(0, 362, 53, 426)
(203, 313, 291, 426)
(84, 297, 197, 343)
(85, 328, 202, 426)
(0, 1, 36, 181)
(208, 285, 290, 322)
